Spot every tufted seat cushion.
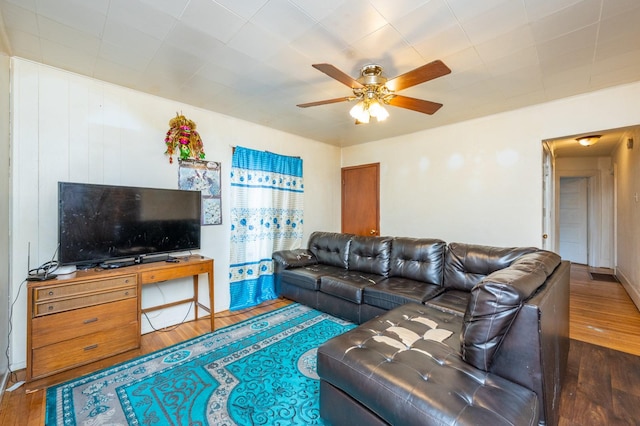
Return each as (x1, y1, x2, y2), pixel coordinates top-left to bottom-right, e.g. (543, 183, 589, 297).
(363, 277, 443, 309)
(318, 303, 539, 426)
(320, 271, 386, 303)
(280, 264, 346, 291)
(424, 289, 470, 315)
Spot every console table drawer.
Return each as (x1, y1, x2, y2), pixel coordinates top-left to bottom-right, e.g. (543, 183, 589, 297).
(34, 275, 136, 301)
(139, 262, 210, 284)
(33, 286, 136, 316)
(31, 298, 138, 349)
(31, 322, 139, 379)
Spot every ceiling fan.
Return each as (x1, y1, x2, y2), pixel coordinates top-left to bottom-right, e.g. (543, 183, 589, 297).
(297, 60, 451, 124)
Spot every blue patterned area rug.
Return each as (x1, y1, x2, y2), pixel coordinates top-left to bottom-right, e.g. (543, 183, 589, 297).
(45, 303, 355, 425)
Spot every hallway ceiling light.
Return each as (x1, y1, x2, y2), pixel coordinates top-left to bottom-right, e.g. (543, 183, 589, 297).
(576, 135, 601, 147)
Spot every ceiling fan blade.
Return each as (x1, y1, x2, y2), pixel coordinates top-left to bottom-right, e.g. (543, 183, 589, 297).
(386, 60, 451, 91)
(297, 96, 353, 108)
(387, 95, 443, 115)
(312, 64, 364, 89)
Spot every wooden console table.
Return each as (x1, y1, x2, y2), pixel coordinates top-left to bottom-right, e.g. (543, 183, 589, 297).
(26, 255, 214, 383)
(137, 256, 215, 331)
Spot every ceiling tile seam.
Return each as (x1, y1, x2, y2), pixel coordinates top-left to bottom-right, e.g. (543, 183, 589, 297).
(133, 16, 182, 84)
(99, 0, 112, 39)
(520, 1, 550, 99)
(211, 0, 261, 24)
(0, 6, 12, 55)
(588, 0, 605, 87)
(175, 0, 194, 22)
(287, 0, 319, 23)
(442, 0, 485, 69)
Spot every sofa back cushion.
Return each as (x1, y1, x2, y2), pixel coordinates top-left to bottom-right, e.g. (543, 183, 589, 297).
(443, 243, 538, 291)
(348, 235, 393, 276)
(389, 237, 446, 285)
(461, 250, 561, 371)
(308, 232, 353, 269)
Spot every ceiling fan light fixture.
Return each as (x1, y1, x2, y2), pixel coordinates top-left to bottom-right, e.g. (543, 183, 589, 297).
(357, 111, 370, 123)
(349, 101, 368, 122)
(369, 100, 389, 121)
(576, 135, 601, 146)
(299, 60, 451, 123)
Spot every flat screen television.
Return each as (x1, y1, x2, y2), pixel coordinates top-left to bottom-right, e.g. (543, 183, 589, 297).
(58, 182, 201, 266)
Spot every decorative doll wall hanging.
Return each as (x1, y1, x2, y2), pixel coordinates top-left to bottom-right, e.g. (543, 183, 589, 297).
(164, 113, 206, 163)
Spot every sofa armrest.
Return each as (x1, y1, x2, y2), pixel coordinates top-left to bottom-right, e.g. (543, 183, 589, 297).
(461, 265, 547, 371)
(273, 249, 318, 270)
(461, 250, 561, 371)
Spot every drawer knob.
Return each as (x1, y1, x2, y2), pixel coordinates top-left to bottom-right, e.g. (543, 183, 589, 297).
(48, 291, 54, 296)
(83, 318, 98, 324)
(125, 291, 129, 296)
(48, 305, 54, 311)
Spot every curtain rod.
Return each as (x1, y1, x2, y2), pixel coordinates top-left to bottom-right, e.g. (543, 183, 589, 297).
(231, 146, 300, 159)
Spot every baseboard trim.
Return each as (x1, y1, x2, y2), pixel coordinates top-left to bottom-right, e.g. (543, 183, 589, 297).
(617, 268, 640, 312)
(0, 369, 8, 404)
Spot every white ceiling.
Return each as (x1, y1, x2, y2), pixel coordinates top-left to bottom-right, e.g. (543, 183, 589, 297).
(1, 0, 640, 147)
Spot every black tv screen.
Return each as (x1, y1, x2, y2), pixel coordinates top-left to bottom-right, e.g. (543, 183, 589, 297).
(58, 182, 201, 266)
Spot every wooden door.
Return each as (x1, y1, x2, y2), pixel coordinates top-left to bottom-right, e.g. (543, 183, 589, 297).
(342, 163, 380, 236)
(559, 177, 589, 264)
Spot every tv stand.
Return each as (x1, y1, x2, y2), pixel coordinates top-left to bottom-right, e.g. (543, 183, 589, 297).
(26, 255, 214, 388)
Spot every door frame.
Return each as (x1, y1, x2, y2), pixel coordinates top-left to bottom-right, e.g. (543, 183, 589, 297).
(542, 142, 554, 250)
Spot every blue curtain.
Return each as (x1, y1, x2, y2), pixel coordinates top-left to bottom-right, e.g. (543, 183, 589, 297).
(229, 146, 304, 310)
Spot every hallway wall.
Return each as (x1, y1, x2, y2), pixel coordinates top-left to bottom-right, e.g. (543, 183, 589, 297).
(614, 127, 640, 309)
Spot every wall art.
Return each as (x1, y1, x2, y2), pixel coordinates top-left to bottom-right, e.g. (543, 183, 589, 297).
(178, 159, 222, 225)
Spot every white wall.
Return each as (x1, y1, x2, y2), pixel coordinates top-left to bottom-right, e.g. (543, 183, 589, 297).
(8, 58, 341, 370)
(614, 127, 640, 308)
(342, 82, 640, 252)
(0, 53, 10, 388)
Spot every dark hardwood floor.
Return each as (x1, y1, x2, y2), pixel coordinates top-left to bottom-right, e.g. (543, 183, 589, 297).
(1, 265, 639, 425)
(558, 264, 640, 425)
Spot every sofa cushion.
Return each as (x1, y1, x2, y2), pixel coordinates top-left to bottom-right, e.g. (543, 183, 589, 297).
(320, 271, 385, 304)
(280, 264, 346, 291)
(308, 231, 353, 269)
(389, 237, 445, 284)
(461, 251, 561, 371)
(348, 235, 392, 276)
(363, 277, 443, 310)
(443, 242, 537, 291)
(424, 289, 470, 315)
(318, 303, 539, 426)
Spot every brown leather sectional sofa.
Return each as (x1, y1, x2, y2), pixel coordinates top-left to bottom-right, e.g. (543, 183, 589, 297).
(272, 231, 570, 426)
